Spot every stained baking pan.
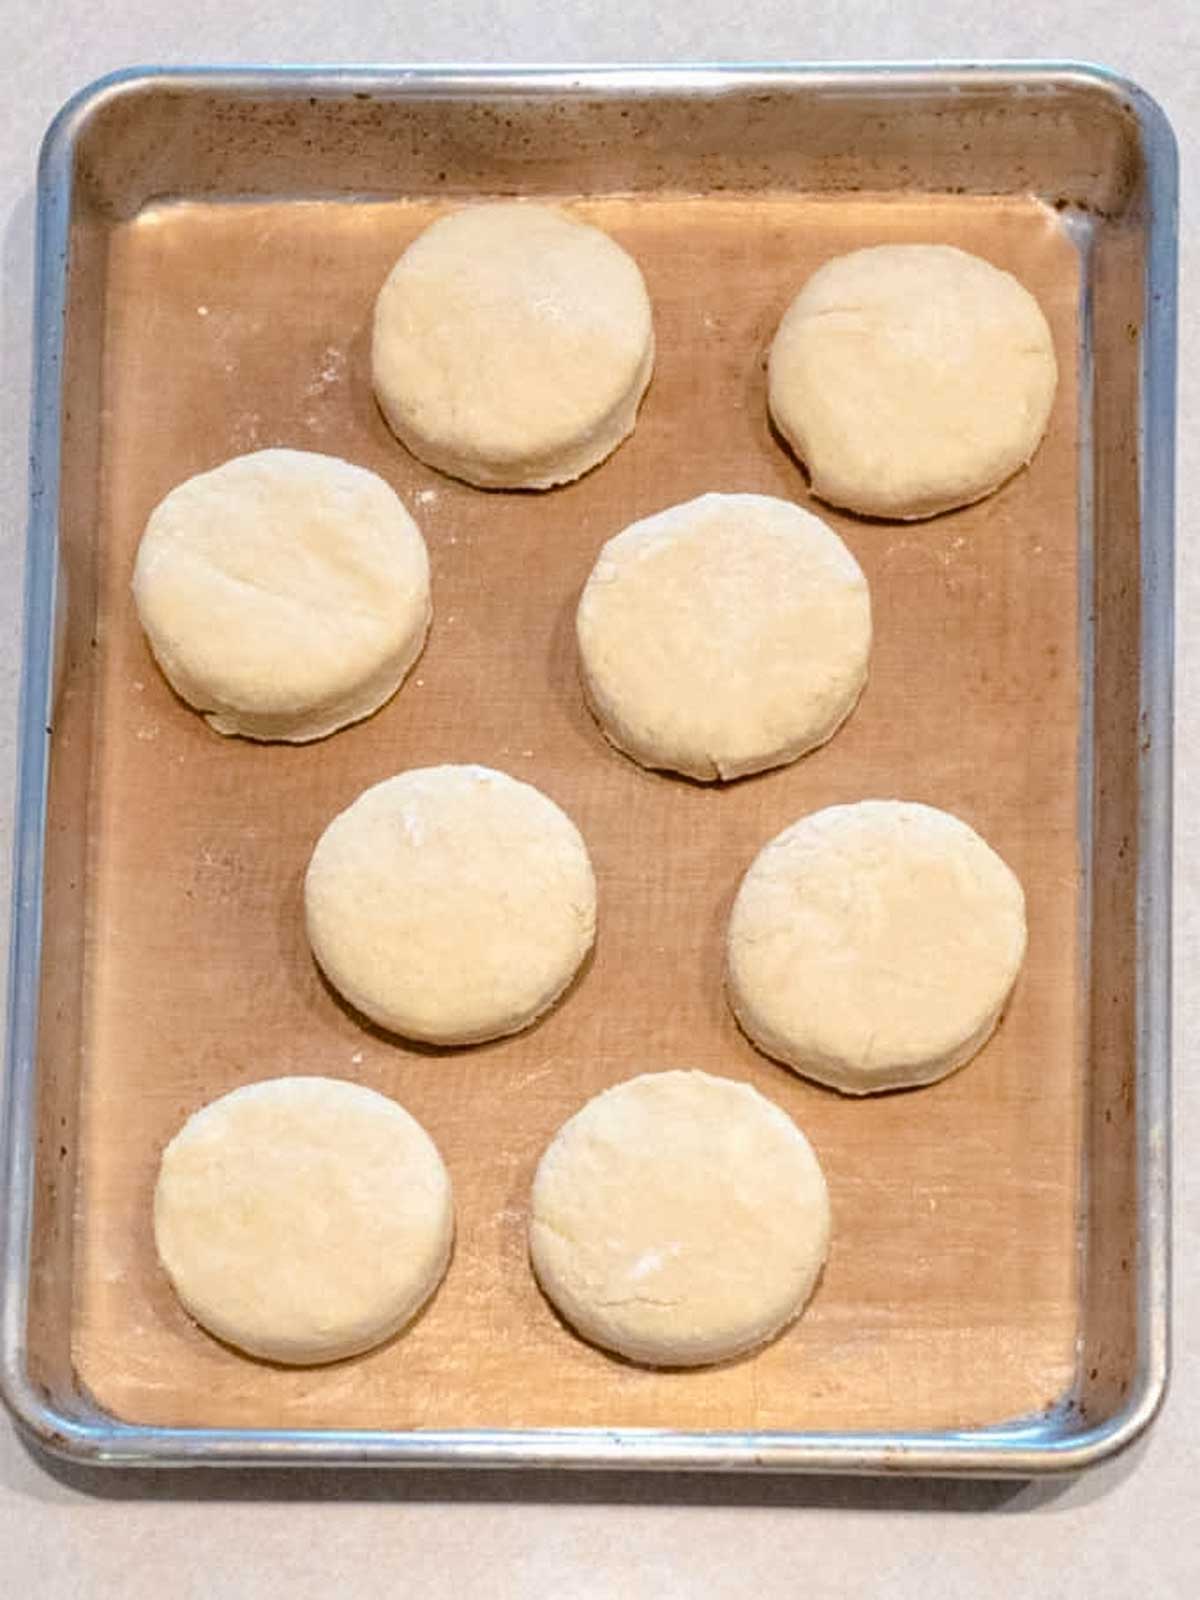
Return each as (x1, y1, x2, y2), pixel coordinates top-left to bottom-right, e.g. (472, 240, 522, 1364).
(0, 64, 1175, 1473)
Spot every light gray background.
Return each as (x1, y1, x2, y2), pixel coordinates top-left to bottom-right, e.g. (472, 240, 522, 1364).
(0, 5, 1196, 1596)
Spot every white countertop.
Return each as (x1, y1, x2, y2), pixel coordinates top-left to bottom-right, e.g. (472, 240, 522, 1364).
(1, 5, 1197, 1595)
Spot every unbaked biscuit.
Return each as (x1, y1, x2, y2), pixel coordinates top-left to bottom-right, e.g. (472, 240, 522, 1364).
(529, 1070, 830, 1367)
(132, 449, 431, 742)
(153, 1077, 453, 1365)
(305, 765, 596, 1045)
(372, 203, 654, 489)
(768, 244, 1057, 519)
(727, 800, 1027, 1093)
(576, 492, 870, 781)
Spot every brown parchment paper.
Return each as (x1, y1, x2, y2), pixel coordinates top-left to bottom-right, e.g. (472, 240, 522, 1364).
(70, 192, 1082, 1433)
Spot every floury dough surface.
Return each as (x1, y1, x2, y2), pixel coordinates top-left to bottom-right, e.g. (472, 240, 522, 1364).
(768, 244, 1058, 519)
(371, 203, 655, 488)
(575, 492, 871, 780)
(131, 449, 431, 741)
(305, 765, 597, 1045)
(153, 1077, 454, 1365)
(529, 1070, 831, 1367)
(727, 801, 1028, 1094)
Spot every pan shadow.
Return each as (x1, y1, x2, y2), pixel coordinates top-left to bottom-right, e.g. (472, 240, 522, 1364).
(17, 1421, 1094, 1512)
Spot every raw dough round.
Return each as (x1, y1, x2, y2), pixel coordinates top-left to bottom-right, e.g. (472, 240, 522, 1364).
(371, 203, 654, 488)
(727, 800, 1027, 1094)
(153, 1077, 453, 1365)
(305, 765, 596, 1045)
(576, 493, 871, 781)
(768, 244, 1058, 519)
(529, 1070, 830, 1367)
(132, 449, 431, 742)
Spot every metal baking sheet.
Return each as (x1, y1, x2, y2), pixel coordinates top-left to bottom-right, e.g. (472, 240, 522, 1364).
(0, 64, 1175, 1474)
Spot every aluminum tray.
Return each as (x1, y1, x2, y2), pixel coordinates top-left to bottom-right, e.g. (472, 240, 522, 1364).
(0, 64, 1176, 1475)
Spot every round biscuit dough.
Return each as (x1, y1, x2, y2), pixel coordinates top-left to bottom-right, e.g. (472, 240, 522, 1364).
(727, 800, 1027, 1094)
(371, 203, 655, 489)
(153, 1077, 454, 1365)
(768, 244, 1058, 519)
(305, 765, 597, 1045)
(529, 1070, 831, 1368)
(132, 449, 431, 742)
(576, 492, 871, 781)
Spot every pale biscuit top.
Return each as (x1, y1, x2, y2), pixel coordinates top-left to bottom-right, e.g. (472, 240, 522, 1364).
(727, 800, 1028, 1094)
(305, 765, 597, 1046)
(372, 203, 654, 488)
(132, 448, 431, 742)
(768, 244, 1058, 519)
(153, 1077, 454, 1365)
(576, 492, 871, 781)
(529, 1070, 831, 1367)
